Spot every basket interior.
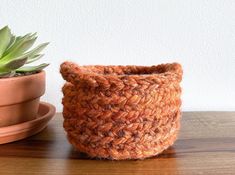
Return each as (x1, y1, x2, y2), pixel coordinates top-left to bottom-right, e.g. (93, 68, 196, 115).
(80, 65, 170, 76)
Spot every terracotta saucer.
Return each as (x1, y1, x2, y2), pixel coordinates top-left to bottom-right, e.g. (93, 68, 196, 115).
(0, 102, 56, 144)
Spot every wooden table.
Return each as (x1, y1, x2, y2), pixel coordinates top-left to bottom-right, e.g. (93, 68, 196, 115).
(0, 112, 235, 175)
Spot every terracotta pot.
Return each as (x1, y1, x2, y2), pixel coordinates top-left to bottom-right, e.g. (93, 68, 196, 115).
(0, 71, 45, 127)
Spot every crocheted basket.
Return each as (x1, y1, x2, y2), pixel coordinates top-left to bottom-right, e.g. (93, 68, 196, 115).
(60, 61, 183, 160)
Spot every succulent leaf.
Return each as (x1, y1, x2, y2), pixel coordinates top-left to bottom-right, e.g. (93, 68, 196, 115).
(0, 26, 11, 58)
(24, 42, 49, 57)
(16, 63, 49, 73)
(2, 42, 48, 63)
(5, 35, 16, 51)
(26, 54, 44, 64)
(3, 36, 21, 56)
(1, 35, 37, 61)
(0, 71, 15, 78)
(2, 33, 32, 57)
(0, 26, 49, 77)
(0, 57, 28, 72)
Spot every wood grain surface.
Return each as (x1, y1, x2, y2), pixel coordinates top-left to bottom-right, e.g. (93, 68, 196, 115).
(0, 112, 235, 175)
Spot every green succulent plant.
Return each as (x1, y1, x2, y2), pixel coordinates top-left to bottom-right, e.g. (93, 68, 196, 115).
(0, 26, 49, 78)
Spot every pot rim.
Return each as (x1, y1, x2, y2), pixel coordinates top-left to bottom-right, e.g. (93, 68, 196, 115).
(0, 70, 45, 106)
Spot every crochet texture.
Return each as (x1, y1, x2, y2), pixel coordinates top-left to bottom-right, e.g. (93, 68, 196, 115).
(60, 61, 183, 160)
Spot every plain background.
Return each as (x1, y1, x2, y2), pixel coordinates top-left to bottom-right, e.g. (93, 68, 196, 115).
(0, 0, 234, 112)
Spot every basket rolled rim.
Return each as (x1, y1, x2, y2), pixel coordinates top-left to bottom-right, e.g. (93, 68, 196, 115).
(60, 61, 183, 88)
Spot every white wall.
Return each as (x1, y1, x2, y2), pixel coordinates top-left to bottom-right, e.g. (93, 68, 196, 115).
(1, 0, 234, 111)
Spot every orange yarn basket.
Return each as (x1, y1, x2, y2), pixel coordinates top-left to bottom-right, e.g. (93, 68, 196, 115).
(60, 61, 183, 160)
